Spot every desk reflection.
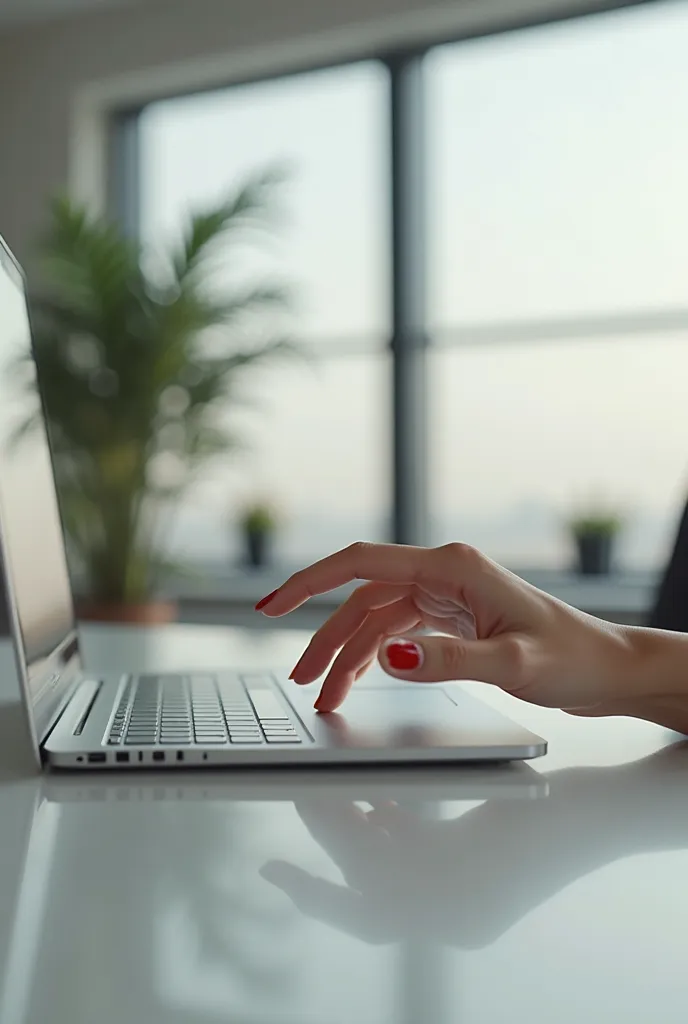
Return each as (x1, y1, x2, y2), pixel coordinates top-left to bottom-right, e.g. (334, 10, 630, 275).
(1, 762, 544, 1024)
(261, 744, 688, 948)
(1, 747, 687, 1024)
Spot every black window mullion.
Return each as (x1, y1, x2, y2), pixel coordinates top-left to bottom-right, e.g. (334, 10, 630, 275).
(388, 51, 430, 547)
(108, 108, 143, 238)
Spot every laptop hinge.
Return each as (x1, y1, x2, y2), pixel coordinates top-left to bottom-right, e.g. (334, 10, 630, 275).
(33, 654, 84, 747)
(46, 679, 101, 740)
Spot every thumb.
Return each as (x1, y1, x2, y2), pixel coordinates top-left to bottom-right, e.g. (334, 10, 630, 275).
(379, 635, 510, 686)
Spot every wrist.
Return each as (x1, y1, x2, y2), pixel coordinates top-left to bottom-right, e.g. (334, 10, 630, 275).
(620, 625, 688, 701)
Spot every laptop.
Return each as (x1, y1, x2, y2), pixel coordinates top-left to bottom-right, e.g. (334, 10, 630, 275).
(0, 233, 547, 771)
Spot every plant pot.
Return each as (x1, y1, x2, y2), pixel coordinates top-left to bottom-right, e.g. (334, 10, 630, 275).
(76, 601, 178, 625)
(574, 534, 614, 576)
(245, 529, 271, 569)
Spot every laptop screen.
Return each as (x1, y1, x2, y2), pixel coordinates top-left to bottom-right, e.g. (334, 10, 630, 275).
(0, 244, 76, 692)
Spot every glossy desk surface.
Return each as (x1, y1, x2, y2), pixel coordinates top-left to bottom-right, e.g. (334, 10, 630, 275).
(0, 623, 687, 1024)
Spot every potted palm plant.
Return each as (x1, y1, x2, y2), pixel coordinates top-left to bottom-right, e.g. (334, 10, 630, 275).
(240, 502, 278, 569)
(568, 510, 623, 576)
(11, 170, 292, 622)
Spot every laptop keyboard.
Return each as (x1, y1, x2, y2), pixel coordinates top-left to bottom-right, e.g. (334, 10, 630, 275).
(106, 674, 303, 747)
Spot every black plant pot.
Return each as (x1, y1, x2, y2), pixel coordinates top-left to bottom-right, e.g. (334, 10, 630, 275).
(245, 529, 271, 570)
(574, 534, 614, 576)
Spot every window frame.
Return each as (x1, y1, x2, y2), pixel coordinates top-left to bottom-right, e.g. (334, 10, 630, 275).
(108, 0, 680, 551)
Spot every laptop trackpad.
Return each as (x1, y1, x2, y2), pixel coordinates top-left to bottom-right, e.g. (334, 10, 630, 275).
(319, 687, 461, 749)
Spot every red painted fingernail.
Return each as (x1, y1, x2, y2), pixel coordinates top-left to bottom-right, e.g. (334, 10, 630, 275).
(384, 640, 423, 671)
(255, 590, 278, 611)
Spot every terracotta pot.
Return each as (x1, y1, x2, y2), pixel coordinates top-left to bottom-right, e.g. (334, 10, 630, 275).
(76, 601, 178, 625)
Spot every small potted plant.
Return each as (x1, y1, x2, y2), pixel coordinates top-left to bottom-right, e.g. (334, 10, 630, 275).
(240, 502, 277, 570)
(568, 510, 623, 576)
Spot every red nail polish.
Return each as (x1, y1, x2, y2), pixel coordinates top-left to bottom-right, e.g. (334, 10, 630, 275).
(255, 590, 278, 611)
(385, 640, 423, 671)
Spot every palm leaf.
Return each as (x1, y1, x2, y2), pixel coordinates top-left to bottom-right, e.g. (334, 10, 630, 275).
(172, 165, 290, 283)
(13, 171, 295, 605)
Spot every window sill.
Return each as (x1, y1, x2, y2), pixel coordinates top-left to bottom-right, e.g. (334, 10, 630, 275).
(160, 561, 657, 628)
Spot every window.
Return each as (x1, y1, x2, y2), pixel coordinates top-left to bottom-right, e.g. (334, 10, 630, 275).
(429, 335, 688, 569)
(164, 353, 391, 564)
(427, 1, 688, 568)
(138, 62, 391, 567)
(140, 62, 390, 344)
(123, 0, 688, 591)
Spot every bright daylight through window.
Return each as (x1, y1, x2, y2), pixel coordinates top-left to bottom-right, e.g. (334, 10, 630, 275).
(132, 0, 688, 584)
(139, 62, 391, 569)
(428, 1, 688, 570)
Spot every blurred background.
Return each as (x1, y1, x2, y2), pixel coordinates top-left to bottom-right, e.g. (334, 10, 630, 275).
(0, 0, 687, 629)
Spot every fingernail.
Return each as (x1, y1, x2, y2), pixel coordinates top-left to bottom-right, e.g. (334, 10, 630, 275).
(384, 639, 423, 671)
(288, 659, 304, 682)
(255, 590, 278, 611)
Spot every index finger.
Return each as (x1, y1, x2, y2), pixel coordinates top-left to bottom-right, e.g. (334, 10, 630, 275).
(255, 542, 427, 616)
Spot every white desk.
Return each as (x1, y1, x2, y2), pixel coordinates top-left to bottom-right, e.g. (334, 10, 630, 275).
(0, 623, 687, 1024)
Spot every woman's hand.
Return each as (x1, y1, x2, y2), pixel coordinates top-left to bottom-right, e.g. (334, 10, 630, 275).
(255, 542, 688, 730)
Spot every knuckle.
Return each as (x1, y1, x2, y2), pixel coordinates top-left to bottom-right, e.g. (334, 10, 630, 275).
(440, 640, 466, 676)
(285, 568, 312, 597)
(361, 605, 392, 641)
(346, 540, 372, 561)
(437, 542, 481, 572)
(500, 635, 530, 681)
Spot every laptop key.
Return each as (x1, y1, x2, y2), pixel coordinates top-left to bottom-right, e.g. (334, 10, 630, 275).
(247, 690, 289, 721)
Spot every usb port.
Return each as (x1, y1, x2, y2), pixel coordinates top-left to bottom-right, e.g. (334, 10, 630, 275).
(115, 752, 130, 764)
(87, 752, 106, 764)
(152, 751, 165, 762)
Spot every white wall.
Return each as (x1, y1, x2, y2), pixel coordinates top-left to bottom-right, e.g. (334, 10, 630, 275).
(0, 0, 623, 268)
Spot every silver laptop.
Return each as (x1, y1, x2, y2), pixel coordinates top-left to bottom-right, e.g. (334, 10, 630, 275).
(0, 234, 546, 771)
